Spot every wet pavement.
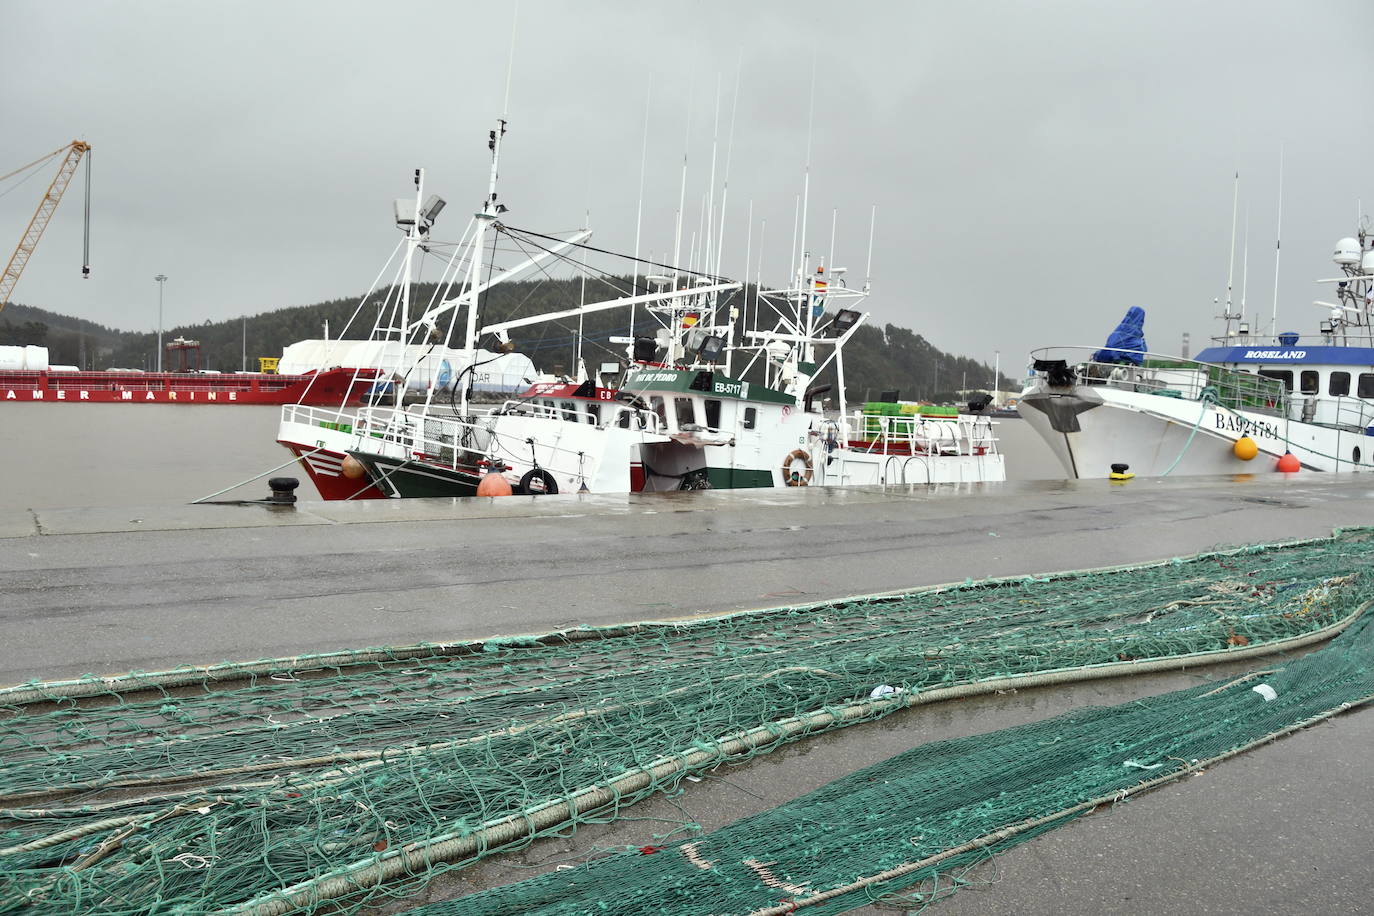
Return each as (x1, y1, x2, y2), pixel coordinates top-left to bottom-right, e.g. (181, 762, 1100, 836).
(3, 473, 1373, 913)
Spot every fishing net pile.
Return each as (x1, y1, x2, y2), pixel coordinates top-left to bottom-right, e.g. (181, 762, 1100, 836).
(1, 529, 1371, 915)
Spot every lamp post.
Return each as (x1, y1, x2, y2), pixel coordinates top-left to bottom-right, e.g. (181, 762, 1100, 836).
(993, 350, 1000, 406)
(154, 274, 168, 372)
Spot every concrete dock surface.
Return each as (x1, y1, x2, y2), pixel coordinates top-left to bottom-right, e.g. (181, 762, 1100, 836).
(3, 473, 1372, 914)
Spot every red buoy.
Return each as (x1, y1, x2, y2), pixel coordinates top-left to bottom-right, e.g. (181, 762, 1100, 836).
(1276, 452, 1300, 473)
(476, 473, 513, 497)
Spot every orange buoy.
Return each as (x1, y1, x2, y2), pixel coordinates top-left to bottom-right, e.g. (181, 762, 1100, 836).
(476, 472, 513, 497)
(1276, 452, 1300, 473)
(1233, 436, 1258, 461)
(340, 455, 366, 479)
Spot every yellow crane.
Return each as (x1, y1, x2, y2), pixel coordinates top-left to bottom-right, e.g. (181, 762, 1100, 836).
(0, 140, 92, 314)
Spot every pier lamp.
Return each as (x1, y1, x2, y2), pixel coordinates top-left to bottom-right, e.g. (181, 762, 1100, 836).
(154, 274, 168, 372)
(832, 309, 861, 335)
(695, 334, 726, 364)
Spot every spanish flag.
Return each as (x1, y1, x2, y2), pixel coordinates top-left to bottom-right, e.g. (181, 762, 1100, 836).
(681, 313, 700, 328)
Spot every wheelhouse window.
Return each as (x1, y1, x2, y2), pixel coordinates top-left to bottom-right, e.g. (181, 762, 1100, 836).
(1258, 369, 1293, 391)
(651, 396, 667, 428)
(1359, 374, 1374, 398)
(675, 397, 697, 428)
(1330, 372, 1351, 396)
(1299, 370, 1319, 395)
(585, 402, 600, 424)
(560, 401, 577, 421)
(615, 408, 632, 428)
(743, 407, 757, 430)
(704, 398, 722, 429)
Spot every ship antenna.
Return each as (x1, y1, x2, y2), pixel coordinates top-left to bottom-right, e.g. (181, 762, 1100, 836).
(704, 75, 721, 283)
(864, 204, 876, 294)
(1224, 171, 1238, 329)
(1270, 145, 1284, 340)
(713, 50, 743, 283)
(1240, 204, 1249, 331)
(799, 53, 817, 340)
(671, 70, 695, 293)
(629, 75, 651, 336)
(502, 2, 519, 119)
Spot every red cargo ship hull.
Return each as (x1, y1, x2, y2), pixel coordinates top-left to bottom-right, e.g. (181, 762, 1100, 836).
(0, 367, 377, 406)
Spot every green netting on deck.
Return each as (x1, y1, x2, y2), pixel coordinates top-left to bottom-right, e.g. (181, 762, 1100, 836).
(412, 611, 1374, 916)
(1, 529, 1371, 915)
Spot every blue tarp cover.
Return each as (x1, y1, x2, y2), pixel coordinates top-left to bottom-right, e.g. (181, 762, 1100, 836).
(1093, 306, 1147, 364)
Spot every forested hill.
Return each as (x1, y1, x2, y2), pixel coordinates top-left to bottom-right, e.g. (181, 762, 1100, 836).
(1, 280, 1010, 403)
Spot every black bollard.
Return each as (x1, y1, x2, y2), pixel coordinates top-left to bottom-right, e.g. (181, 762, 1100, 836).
(267, 477, 300, 505)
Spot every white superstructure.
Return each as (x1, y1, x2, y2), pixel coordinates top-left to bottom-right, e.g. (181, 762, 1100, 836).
(1020, 224, 1374, 477)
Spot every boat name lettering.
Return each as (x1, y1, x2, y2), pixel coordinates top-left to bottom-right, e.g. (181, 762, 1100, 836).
(635, 372, 680, 383)
(3, 389, 237, 401)
(1243, 349, 1306, 359)
(1214, 413, 1279, 440)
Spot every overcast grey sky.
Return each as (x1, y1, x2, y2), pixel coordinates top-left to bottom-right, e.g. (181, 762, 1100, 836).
(4, 0, 1373, 372)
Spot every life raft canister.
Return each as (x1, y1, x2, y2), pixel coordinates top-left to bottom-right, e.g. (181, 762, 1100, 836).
(782, 448, 813, 486)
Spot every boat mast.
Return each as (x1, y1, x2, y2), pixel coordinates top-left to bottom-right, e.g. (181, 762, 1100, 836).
(458, 8, 519, 411)
(397, 168, 424, 410)
(460, 118, 507, 414)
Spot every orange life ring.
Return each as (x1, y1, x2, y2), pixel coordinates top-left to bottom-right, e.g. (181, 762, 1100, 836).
(782, 448, 813, 486)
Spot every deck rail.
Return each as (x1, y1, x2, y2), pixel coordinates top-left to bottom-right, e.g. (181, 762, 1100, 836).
(1029, 346, 1292, 415)
(841, 412, 999, 457)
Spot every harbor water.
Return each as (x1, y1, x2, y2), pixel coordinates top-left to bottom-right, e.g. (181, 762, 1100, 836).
(0, 405, 1065, 511)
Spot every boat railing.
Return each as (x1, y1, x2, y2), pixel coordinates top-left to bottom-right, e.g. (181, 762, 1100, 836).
(352, 405, 619, 480)
(280, 402, 363, 432)
(1322, 395, 1374, 433)
(1029, 346, 1292, 415)
(1209, 331, 1374, 348)
(842, 411, 999, 458)
(489, 398, 662, 432)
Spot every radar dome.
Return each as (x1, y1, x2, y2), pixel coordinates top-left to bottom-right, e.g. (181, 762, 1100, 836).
(1334, 237, 1361, 266)
(1362, 248, 1374, 275)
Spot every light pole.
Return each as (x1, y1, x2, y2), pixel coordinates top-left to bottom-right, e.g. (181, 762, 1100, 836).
(993, 350, 1001, 406)
(154, 274, 168, 372)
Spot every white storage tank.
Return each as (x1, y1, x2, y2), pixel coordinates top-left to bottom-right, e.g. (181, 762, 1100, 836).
(23, 346, 49, 370)
(277, 340, 537, 394)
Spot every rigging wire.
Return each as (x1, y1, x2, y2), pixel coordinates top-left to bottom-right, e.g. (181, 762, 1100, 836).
(0, 146, 64, 186)
(502, 225, 732, 284)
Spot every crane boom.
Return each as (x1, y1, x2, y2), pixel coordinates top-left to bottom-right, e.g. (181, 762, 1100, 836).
(0, 140, 91, 314)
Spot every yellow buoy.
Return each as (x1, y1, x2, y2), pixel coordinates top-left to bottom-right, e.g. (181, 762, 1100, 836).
(340, 455, 366, 479)
(1233, 436, 1258, 461)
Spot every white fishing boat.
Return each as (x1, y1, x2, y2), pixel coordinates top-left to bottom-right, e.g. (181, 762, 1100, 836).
(278, 119, 1005, 499)
(1019, 226, 1374, 477)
